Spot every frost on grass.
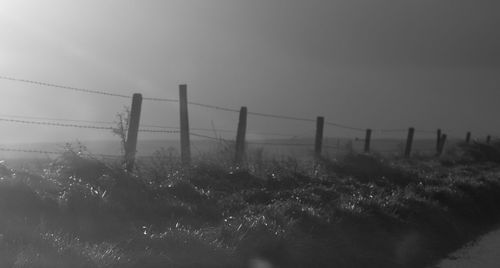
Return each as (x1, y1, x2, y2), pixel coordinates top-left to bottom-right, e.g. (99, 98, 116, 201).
(0, 143, 499, 267)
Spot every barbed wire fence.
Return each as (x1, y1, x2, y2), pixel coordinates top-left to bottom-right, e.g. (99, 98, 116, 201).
(0, 75, 496, 170)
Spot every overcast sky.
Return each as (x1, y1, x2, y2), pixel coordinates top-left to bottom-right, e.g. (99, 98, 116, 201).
(0, 0, 499, 144)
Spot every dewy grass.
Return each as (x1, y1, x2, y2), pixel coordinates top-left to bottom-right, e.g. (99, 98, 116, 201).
(0, 143, 500, 267)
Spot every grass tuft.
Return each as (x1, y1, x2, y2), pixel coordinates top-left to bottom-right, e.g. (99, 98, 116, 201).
(0, 144, 499, 267)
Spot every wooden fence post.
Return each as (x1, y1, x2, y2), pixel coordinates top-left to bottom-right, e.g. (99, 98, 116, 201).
(437, 134, 447, 156)
(179, 84, 191, 165)
(465, 132, 471, 144)
(234, 106, 247, 165)
(486, 135, 491, 144)
(125, 93, 142, 172)
(364, 129, 372, 153)
(404, 127, 415, 158)
(436, 129, 442, 153)
(315, 116, 324, 158)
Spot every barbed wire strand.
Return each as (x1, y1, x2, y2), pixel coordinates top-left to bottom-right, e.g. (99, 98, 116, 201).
(139, 124, 300, 137)
(0, 147, 122, 158)
(0, 118, 115, 130)
(248, 111, 315, 122)
(0, 148, 60, 155)
(325, 121, 365, 132)
(143, 97, 178, 102)
(0, 113, 187, 132)
(0, 113, 115, 125)
(0, 111, 304, 138)
(0, 75, 131, 99)
(189, 103, 369, 132)
(187, 101, 240, 113)
(0, 115, 461, 140)
(0, 118, 179, 134)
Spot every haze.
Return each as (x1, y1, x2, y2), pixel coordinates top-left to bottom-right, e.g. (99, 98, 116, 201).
(0, 0, 499, 145)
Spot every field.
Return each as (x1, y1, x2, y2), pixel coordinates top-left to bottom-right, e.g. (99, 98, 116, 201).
(0, 140, 500, 267)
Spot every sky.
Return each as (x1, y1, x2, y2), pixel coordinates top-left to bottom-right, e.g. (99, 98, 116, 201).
(0, 0, 499, 145)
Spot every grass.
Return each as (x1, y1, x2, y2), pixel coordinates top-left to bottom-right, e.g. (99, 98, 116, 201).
(0, 141, 500, 267)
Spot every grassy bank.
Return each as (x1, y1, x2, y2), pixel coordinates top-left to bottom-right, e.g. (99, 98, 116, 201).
(0, 141, 500, 267)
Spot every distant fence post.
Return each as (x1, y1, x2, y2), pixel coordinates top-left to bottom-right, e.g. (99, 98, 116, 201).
(315, 116, 324, 158)
(234, 106, 248, 165)
(437, 134, 447, 156)
(465, 132, 471, 144)
(125, 93, 142, 172)
(404, 127, 415, 158)
(364, 129, 372, 153)
(436, 129, 442, 153)
(179, 84, 191, 165)
(486, 135, 491, 144)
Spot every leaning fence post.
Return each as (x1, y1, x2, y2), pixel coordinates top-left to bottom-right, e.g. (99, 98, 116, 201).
(465, 132, 471, 144)
(437, 134, 447, 156)
(179, 84, 191, 165)
(364, 129, 372, 153)
(436, 129, 442, 153)
(486, 135, 491, 144)
(404, 127, 415, 158)
(234, 106, 248, 165)
(315, 116, 324, 158)
(125, 93, 142, 172)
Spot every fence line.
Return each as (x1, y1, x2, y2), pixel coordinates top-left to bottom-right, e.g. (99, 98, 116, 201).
(1, 75, 492, 135)
(0, 73, 429, 133)
(0, 75, 496, 165)
(0, 125, 489, 162)
(0, 112, 304, 138)
(1, 75, 375, 132)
